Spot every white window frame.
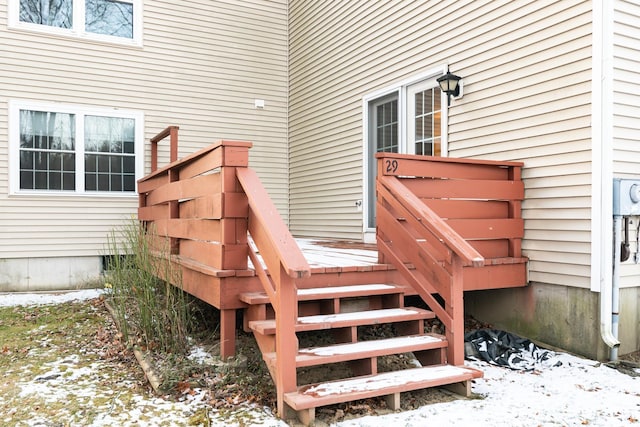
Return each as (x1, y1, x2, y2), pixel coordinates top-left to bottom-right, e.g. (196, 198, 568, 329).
(7, 0, 143, 47)
(9, 100, 145, 197)
(362, 65, 450, 238)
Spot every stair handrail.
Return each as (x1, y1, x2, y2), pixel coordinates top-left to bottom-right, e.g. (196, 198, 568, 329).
(235, 166, 310, 417)
(376, 171, 485, 366)
(378, 175, 484, 267)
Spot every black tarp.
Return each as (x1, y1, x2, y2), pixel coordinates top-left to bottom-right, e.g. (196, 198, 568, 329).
(464, 329, 562, 371)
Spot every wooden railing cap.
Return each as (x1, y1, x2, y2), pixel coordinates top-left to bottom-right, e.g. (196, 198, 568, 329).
(150, 125, 180, 143)
(139, 139, 253, 183)
(375, 152, 524, 168)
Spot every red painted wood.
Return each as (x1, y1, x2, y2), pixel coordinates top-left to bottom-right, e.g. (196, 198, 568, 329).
(285, 365, 483, 410)
(467, 240, 510, 258)
(379, 156, 511, 180)
(402, 178, 524, 200)
(137, 173, 169, 194)
(239, 283, 407, 305)
(377, 196, 451, 263)
(150, 126, 179, 172)
(237, 167, 310, 279)
(376, 238, 451, 323)
(377, 175, 484, 266)
(249, 307, 435, 335)
(138, 204, 169, 221)
(423, 199, 510, 219)
(179, 149, 223, 179)
(138, 140, 529, 420)
(376, 207, 451, 293)
(462, 261, 528, 290)
(274, 268, 299, 417)
(140, 140, 252, 183)
(446, 218, 525, 239)
(220, 309, 236, 360)
(376, 151, 523, 170)
(179, 238, 247, 270)
(448, 256, 464, 366)
(154, 218, 222, 241)
(145, 174, 220, 206)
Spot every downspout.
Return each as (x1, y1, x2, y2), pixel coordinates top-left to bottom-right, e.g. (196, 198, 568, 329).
(610, 215, 622, 359)
(593, 0, 620, 353)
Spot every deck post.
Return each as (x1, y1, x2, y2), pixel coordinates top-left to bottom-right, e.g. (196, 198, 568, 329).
(275, 265, 299, 418)
(448, 256, 465, 366)
(220, 309, 237, 360)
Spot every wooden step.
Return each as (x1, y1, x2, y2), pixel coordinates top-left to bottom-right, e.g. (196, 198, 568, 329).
(263, 333, 447, 368)
(248, 307, 434, 335)
(239, 283, 407, 305)
(285, 364, 483, 422)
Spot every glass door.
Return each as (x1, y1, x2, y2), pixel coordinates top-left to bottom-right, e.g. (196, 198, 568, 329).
(407, 81, 442, 156)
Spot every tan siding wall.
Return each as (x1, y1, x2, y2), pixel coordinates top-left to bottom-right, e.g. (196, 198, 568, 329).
(613, 0, 640, 287)
(289, 0, 594, 287)
(0, 0, 288, 258)
(613, 0, 640, 175)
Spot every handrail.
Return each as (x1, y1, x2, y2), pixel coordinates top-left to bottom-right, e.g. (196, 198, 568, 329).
(236, 166, 309, 415)
(378, 175, 484, 267)
(150, 126, 179, 172)
(377, 172, 486, 366)
(236, 167, 311, 279)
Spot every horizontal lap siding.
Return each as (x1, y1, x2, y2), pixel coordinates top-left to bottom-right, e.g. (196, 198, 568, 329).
(613, 0, 640, 287)
(440, 1, 593, 289)
(289, 0, 593, 288)
(0, 197, 138, 257)
(0, 0, 288, 258)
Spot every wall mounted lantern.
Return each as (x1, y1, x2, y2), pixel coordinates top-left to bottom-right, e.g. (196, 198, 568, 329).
(437, 70, 462, 105)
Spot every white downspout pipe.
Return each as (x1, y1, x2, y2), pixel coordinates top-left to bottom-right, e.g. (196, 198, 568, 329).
(594, 0, 620, 356)
(610, 215, 622, 360)
(605, 215, 622, 355)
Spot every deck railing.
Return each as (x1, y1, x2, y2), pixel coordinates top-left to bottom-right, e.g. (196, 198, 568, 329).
(375, 152, 524, 365)
(138, 135, 308, 415)
(150, 126, 179, 172)
(138, 139, 254, 357)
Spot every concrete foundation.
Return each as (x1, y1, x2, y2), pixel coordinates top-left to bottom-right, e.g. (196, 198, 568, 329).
(0, 257, 103, 292)
(465, 282, 640, 361)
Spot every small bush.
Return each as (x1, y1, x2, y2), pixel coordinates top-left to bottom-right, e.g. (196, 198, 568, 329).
(104, 219, 192, 354)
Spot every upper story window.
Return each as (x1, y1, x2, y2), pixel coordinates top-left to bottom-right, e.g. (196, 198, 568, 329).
(9, 101, 144, 196)
(9, 0, 142, 46)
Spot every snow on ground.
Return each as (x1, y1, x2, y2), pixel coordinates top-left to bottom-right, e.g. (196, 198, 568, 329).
(0, 288, 105, 307)
(2, 290, 639, 426)
(334, 353, 640, 427)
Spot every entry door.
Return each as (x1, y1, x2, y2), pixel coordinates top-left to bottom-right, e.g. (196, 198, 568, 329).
(366, 79, 444, 231)
(367, 92, 399, 229)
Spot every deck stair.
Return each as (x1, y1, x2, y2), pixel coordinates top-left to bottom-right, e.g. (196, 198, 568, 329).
(241, 282, 483, 424)
(136, 134, 527, 425)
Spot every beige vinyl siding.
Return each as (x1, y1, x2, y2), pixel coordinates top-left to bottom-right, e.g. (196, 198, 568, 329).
(0, 197, 137, 257)
(613, 0, 640, 288)
(0, 0, 288, 259)
(448, 1, 593, 289)
(613, 0, 640, 175)
(289, 0, 593, 287)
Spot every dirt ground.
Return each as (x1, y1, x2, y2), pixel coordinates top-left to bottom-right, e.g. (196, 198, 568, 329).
(5, 293, 637, 426)
(153, 311, 462, 426)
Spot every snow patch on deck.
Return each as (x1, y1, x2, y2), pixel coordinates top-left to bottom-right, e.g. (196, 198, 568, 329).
(297, 284, 395, 296)
(299, 335, 443, 356)
(303, 365, 472, 397)
(297, 308, 421, 324)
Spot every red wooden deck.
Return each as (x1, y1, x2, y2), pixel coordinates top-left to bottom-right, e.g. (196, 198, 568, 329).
(136, 129, 527, 425)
